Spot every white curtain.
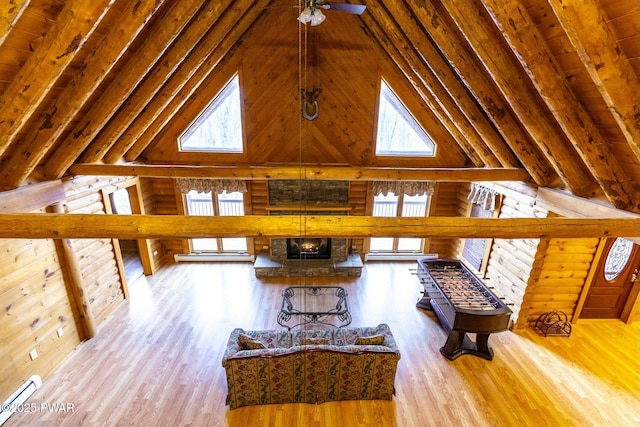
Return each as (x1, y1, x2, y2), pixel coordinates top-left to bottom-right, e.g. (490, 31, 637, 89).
(467, 183, 497, 211)
(175, 178, 247, 194)
(371, 181, 435, 196)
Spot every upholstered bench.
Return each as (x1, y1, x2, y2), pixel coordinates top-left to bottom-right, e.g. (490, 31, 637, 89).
(221, 323, 401, 409)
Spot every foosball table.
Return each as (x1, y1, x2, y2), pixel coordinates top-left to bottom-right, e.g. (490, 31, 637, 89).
(416, 258, 512, 361)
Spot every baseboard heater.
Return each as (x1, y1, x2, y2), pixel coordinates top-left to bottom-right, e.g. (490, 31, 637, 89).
(1, 375, 42, 426)
(174, 253, 255, 262)
(364, 252, 438, 261)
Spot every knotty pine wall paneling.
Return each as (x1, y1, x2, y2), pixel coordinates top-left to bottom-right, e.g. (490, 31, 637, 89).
(348, 181, 368, 256)
(0, 175, 150, 403)
(58, 177, 130, 324)
(139, 177, 182, 264)
(452, 182, 473, 259)
(249, 180, 269, 255)
(427, 182, 464, 258)
(0, 236, 82, 404)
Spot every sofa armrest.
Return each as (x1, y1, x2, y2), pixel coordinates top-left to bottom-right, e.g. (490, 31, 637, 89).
(374, 323, 400, 354)
(221, 328, 245, 366)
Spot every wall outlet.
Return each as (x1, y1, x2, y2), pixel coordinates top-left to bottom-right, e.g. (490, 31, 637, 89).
(57, 327, 64, 337)
(29, 349, 38, 360)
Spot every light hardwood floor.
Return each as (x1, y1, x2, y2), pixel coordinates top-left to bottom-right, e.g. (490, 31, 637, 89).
(7, 261, 640, 426)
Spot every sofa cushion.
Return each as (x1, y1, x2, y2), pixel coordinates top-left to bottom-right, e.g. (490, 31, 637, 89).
(243, 330, 292, 348)
(292, 328, 334, 346)
(238, 333, 266, 350)
(355, 334, 385, 345)
(334, 324, 390, 346)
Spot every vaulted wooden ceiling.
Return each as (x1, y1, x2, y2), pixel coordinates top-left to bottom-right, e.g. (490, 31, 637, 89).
(0, 0, 638, 212)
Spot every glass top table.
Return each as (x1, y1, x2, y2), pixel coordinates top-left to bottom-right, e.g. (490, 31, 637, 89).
(277, 286, 352, 329)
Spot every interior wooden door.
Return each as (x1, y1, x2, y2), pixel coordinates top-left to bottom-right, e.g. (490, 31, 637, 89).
(581, 238, 640, 319)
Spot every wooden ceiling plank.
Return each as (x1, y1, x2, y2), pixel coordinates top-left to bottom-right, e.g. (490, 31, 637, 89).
(439, 0, 594, 196)
(547, 0, 640, 163)
(408, 0, 555, 187)
(0, 213, 638, 239)
(360, 4, 490, 167)
(42, 0, 209, 181)
(80, 1, 233, 164)
(67, 163, 531, 182)
(481, 0, 638, 212)
(0, 0, 166, 192)
(0, 0, 114, 158)
(0, 0, 30, 46)
(105, 0, 268, 164)
(122, 5, 274, 163)
(381, 0, 522, 170)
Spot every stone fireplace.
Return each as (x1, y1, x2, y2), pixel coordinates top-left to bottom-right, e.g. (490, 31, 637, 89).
(253, 180, 363, 277)
(287, 238, 331, 259)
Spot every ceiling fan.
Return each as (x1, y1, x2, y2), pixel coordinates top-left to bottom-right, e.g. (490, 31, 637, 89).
(297, 1, 366, 26)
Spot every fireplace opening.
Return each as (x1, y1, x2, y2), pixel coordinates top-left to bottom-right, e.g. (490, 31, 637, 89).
(287, 238, 331, 259)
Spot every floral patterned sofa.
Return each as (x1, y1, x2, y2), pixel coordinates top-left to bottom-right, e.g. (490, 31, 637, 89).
(221, 323, 401, 409)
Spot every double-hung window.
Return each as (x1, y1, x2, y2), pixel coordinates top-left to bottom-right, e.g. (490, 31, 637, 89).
(185, 190, 247, 253)
(369, 192, 430, 253)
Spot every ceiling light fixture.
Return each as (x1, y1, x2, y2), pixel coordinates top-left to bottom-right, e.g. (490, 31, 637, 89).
(298, 7, 326, 26)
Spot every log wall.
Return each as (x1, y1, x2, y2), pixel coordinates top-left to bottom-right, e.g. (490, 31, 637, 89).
(139, 177, 182, 264)
(520, 237, 599, 327)
(0, 175, 134, 403)
(0, 236, 82, 403)
(58, 185, 123, 325)
(249, 180, 269, 255)
(481, 183, 546, 326)
(348, 181, 368, 255)
(428, 182, 466, 258)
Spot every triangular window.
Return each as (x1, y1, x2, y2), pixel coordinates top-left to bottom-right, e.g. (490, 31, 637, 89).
(179, 74, 243, 152)
(375, 79, 436, 156)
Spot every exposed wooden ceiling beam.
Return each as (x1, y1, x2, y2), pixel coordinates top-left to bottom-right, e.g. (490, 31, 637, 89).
(108, 0, 271, 164)
(67, 164, 532, 182)
(406, 1, 555, 187)
(42, 0, 208, 180)
(80, 1, 233, 164)
(0, 180, 65, 213)
(0, 0, 30, 46)
(376, 1, 520, 169)
(359, 3, 487, 167)
(480, 0, 638, 212)
(0, 0, 165, 192)
(438, 0, 594, 197)
(1, 214, 638, 239)
(536, 187, 640, 219)
(0, 0, 115, 158)
(546, 0, 640, 164)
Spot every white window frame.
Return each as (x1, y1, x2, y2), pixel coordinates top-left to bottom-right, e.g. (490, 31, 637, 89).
(375, 79, 436, 157)
(185, 190, 247, 253)
(178, 74, 244, 153)
(369, 192, 431, 253)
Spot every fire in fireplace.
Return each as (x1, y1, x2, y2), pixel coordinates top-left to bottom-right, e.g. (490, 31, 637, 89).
(286, 238, 331, 259)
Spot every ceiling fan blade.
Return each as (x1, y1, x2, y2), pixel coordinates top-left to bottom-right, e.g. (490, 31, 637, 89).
(324, 3, 366, 15)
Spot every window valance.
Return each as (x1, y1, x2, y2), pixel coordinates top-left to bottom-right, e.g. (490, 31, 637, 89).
(468, 183, 497, 211)
(371, 181, 435, 197)
(176, 178, 247, 194)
